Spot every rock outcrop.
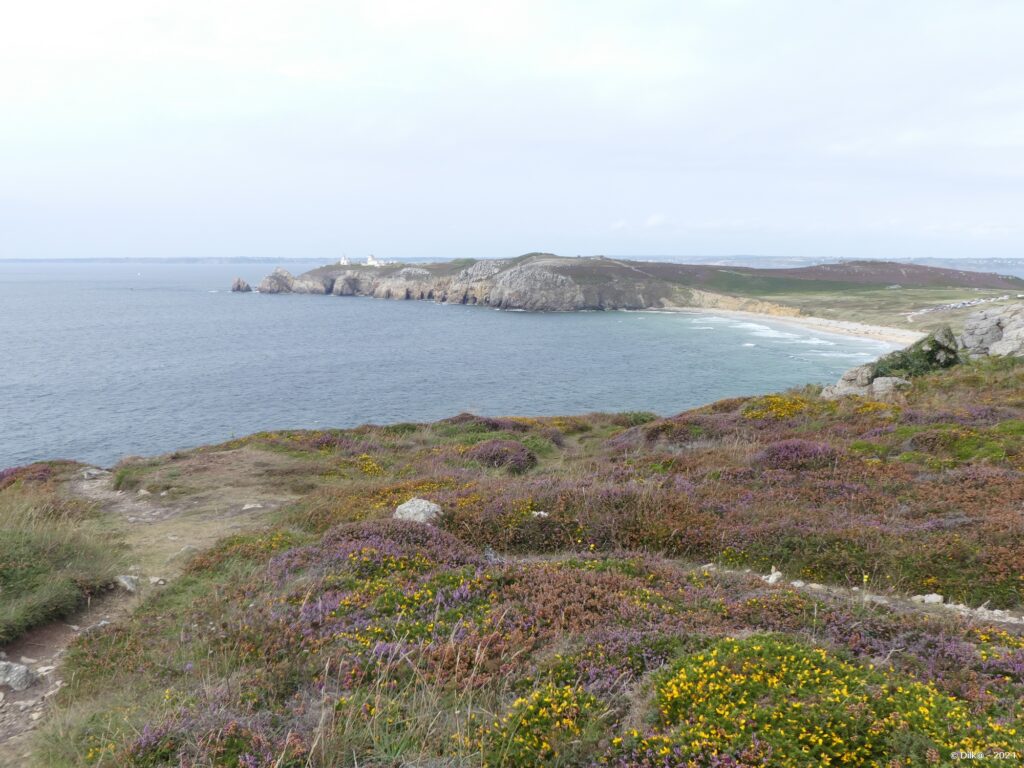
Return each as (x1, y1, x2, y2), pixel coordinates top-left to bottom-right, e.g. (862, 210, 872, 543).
(960, 303, 1024, 358)
(393, 498, 441, 524)
(822, 328, 957, 400)
(258, 268, 296, 294)
(823, 312, 1024, 401)
(822, 367, 911, 400)
(254, 269, 331, 295)
(231, 278, 252, 293)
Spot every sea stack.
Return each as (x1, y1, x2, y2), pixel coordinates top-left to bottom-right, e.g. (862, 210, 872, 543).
(231, 277, 252, 293)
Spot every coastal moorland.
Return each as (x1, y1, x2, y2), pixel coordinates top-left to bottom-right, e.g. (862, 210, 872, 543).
(2, 315, 1024, 766)
(244, 253, 1024, 334)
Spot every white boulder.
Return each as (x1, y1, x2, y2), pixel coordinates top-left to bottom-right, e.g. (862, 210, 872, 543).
(393, 498, 442, 524)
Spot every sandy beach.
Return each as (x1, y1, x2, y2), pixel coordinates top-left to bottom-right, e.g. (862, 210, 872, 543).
(672, 308, 925, 347)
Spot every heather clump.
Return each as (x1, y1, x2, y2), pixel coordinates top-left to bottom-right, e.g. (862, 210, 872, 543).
(436, 412, 532, 434)
(122, 702, 309, 768)
(466, 439, 538, 474)
(754, 439, 838, 470)
(0, 461, 61, 491)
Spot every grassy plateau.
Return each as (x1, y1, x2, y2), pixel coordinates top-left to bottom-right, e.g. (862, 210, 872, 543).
(4, 358, 1024, 766)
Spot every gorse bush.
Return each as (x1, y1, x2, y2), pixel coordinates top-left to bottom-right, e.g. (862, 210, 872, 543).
(627, 635, 1022, 767)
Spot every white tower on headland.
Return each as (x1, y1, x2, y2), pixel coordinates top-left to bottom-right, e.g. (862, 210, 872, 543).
(365, 254, 384, 266)
(338, 254, 351, 266)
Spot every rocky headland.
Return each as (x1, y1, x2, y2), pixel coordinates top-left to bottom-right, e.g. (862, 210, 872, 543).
(233, 254, 1024, 339)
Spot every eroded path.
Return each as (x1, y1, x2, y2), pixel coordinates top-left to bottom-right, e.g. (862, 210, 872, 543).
(0, 447, 306, 765)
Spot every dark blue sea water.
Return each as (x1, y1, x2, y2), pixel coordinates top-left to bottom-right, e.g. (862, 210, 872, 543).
(0, 260, 893, 468)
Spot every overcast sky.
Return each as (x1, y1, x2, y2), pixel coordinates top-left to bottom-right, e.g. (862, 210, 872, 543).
(2, 1, 1022, 261)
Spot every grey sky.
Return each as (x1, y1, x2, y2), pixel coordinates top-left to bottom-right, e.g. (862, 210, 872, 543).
(2, 1, 1022, 261)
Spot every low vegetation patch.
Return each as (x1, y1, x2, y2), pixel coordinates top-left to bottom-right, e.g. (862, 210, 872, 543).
(41, 523, 1023, 767)
(0, 467, 120, 643)
(25, 360, 1024, 765)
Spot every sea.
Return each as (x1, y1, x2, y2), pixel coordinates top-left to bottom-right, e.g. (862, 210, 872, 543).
(0, 259, 899, 469)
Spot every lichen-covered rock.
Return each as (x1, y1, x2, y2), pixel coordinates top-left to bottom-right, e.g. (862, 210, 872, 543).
(231, 277, 252, 293)
(821, 365, 876, 399)
(0, 660, 38, 691)
(961, 303, 1024, 357)
(869, 376, 911, 398)
(393, 497, 442, 524)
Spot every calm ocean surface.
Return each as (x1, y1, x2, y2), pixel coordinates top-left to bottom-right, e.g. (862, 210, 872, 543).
(0, 260, 894, 468)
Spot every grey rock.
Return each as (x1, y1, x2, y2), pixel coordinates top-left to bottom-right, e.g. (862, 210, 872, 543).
(821, 364, 875, 399)
(81, 467, 109, 480)
(869, 376, 911, 398)
(116, 574, 140, 593)
(230, 277, 252, 293)
(911, 593, 944, 605)
(960, 303, 1024, 357)
(393, 497, 442, 524)
(291, 275, 335, 294)
(846, 364, 875, 387)
(0, 661, 38, 691)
